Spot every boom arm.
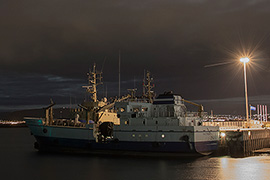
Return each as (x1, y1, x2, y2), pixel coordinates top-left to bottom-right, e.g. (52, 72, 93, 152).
(182, 99, 204, 117)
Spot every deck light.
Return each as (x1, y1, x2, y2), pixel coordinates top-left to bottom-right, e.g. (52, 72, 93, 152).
(220, 132, 226, 138)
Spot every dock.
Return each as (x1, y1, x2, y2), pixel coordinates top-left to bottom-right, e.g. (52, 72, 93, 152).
(253, 148, 270, 154)
(221, 128, 270, 157)
(204, 121, 270, 157)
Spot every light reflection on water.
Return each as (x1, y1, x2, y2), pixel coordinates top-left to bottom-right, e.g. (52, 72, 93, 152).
(1, 128, 270, 180)
(219, 156, 270, 180)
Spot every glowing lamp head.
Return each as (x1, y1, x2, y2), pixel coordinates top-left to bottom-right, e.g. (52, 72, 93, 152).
(240, 57, 250, 63)
(220, 132, 226, 138)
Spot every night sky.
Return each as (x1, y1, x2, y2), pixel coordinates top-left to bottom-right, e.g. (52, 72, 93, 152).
(1, 0, 270, 114)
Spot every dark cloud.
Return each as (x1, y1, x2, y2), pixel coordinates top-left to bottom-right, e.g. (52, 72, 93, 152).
(1, 0, 270, 113)
(0, 72, 84, 110)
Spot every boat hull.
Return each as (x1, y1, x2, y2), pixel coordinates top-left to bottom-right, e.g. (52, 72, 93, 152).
(34, 137, 217, 157)
(26, 118, 219, 156)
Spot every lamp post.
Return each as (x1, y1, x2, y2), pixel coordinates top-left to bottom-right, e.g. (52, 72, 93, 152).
(240, 57, 250, 124)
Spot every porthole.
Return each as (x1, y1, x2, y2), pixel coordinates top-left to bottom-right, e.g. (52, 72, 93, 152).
(43, 128, 48, 133)
(161, 134, 165, 138)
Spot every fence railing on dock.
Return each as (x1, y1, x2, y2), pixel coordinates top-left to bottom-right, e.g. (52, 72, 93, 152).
(203, 120, 262, 129)
(203, 121, 243, 129)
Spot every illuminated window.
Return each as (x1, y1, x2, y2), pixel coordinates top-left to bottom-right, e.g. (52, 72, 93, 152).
(142, 107, 148, 112)
(133, 108, 140, 112)
(120, 108, 125, 112)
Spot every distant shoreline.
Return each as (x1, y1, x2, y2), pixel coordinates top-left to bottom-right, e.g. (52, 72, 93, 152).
(0, 124, 27, 128)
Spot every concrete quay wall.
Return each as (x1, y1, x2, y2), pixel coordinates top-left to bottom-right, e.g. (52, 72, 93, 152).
(219, 128, 270, 157)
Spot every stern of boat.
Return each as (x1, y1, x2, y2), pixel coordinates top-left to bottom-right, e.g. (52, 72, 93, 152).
(194, 126, 219, 155)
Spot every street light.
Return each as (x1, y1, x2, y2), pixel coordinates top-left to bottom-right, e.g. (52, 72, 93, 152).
(240, 57, 250, 124)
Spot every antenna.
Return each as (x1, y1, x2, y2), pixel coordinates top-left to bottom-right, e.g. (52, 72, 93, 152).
(69, 93, 72, 112)
(105, 84, 108, 98)
(101, 56, 106, 73)
(134, 76, 136, 89)
(143, 69, 145, 97)
(118, 50, 121, 97)
(102, 83, 105, 98)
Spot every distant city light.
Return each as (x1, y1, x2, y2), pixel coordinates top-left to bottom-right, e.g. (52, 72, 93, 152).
(240, 57, 250, 63)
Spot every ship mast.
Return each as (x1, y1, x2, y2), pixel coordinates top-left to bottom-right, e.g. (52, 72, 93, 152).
(143, 70, 155, 103)
(143, 69, 146, 97)
(118, 50, 121, 98)
(83, 63, 103, 102)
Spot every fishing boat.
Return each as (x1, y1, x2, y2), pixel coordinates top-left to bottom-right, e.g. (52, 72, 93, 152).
(25, 66, 219, 156)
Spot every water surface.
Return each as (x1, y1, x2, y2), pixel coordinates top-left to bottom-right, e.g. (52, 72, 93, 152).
(1, 128, 270, 180)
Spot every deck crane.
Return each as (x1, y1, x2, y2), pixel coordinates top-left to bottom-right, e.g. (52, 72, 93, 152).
(182, 99, 204, 117)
